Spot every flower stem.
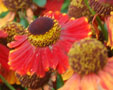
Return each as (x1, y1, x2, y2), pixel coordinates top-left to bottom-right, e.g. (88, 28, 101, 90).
(0, 75, 16, 90)
(25, 88, 28, 90)
(84, 0, 108, 41)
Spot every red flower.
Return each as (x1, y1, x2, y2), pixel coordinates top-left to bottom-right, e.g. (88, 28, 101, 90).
(8, 11, 91, 77)
(0, 30, 9, 71)
(42, 0, 64, 15)
(0, 30, 9, 83)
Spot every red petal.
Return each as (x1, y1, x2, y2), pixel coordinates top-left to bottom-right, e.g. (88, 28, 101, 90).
(9, 41, 34, 75)
(41, 47, 50, 71)
(0, 44, 9, 70)
(7, 35, 27, 48)
(45, 11, 69, 26)
(31, 48, 45, 77)
(52, 44, 69, 74)
(46, 47, 58, 69)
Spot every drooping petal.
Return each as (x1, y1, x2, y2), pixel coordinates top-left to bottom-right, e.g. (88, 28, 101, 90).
(7, 35, 27, 48)
(40, 47, 49, 71)
(8, 40, 35, 75)
(31, 48, 45, 77)
(46, 46, 58, 69)
(52, 45, 69, 74)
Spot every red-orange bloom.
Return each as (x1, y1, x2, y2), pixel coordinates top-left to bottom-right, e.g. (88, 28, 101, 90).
(8, 11, 91, 77)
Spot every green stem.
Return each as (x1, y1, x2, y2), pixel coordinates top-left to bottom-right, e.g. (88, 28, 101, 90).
(24, 88, 28, 90)
(84, 0, 96, 15)
(84, 0, 108, 41)
(0, 75, 16, 90)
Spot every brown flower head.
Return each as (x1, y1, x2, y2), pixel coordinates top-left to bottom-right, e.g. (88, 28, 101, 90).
(2, 0, 32, 11)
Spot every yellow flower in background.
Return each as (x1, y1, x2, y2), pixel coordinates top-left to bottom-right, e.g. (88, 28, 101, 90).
(62, 66, 74, 81)
(0, 0, 8, 14)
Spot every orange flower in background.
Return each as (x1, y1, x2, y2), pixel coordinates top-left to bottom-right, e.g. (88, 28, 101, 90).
(8, 11, 91, 77)
(59, 38, 113, 90)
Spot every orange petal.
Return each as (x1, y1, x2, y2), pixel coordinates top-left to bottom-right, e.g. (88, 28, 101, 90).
(81, 74, 98, 90)
(104, 60, 113, 76)
(59, 74, 80, 90)
(99, 70, 113, 90)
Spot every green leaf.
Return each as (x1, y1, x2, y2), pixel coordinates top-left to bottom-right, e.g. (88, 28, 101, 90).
(0, 75, 16, 90)
(56, 73, 64, 89)
(20, 17, 29, 28)
(61, 0, 70, 13)
(103, 23, 108, 40)
(0, 11, 9, 18)
(33, 0, 47, 7)
(51, 88, 55, 90)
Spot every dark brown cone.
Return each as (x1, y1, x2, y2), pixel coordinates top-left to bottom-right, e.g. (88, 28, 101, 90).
(16, 72, 51, 89)
(3, 0, 33, 11)
(89, 0, 113, 15)
(28, 17, 54, 35)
